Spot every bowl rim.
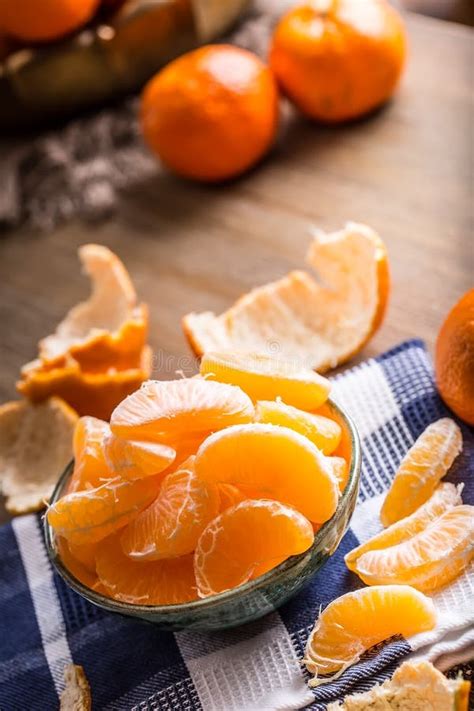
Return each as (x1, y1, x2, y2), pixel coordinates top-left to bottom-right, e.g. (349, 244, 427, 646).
(44, 397, 361, 615)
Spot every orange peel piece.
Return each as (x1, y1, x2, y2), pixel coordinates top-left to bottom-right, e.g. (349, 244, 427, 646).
(0, 397, 77, 514)
(60, 664, 92, 711)
(183, 223, 389, 372)
(39, 244, 148, 371)
(17, 346, 153, 420)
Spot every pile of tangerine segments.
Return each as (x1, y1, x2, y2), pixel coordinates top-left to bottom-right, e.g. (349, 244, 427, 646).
(47, 352, 350, 605)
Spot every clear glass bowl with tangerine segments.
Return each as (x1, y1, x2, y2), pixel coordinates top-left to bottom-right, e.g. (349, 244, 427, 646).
(44, 398, 360, 631)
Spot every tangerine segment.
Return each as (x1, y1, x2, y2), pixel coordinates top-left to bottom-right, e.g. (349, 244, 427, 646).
(47, 475, 161, 545)
(70, 416, 111, 492)
(256, 400, 341, 454)
(67, 539, 100, 573)
(96, 536, 197, 604)
(217, 483, 247, 512)
(104, 434, 175, 481)
(354, 505, 474, 592)
(327, 457, 348, 493)
(304, 585, 436, 681)
(346, 483, 462, 571)
(56, 537, 99, 590)
(200, 352, 331, 411)
(380, 418, 462, 527)
(110, 378, 254, 445)
(121, 460, 219, 560)
(194, 499, 314, 597)
(194, 423, 339, 523)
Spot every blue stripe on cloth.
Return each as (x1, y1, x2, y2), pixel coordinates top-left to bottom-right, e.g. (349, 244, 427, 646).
(0, 524, 58, 710)
(0, 339, 472, 710)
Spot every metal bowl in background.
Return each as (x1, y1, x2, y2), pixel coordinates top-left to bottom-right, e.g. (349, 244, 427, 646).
(0, 0, 249, 130)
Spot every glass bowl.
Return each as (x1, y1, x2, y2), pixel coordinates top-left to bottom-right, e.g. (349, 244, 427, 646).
(44, 398, 360, 631)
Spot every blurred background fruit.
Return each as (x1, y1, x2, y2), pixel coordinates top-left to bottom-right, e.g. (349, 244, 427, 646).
(270, 0, 407, 123)
(141, 44, 279, 181)
(0, 0, 100, 43)
(435, 289, 474, 426)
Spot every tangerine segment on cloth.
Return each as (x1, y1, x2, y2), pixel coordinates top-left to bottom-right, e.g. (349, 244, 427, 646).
(194, 423, 339, 523)
(96, 536, 197, 604)
(0, 0, 100, 42)
(346, 483, 462, 571)
(194, 499, 314, 597)
(256, 400, 341, 454)
(70, 416, 111, 492)
(435, 288, 474, 426)
(200, 353, 331, 411)
(38, 244, 148, 370)
(269, 0, 406, 123)
(140, 44, 279, 182)
(0, 397, 77, 515)
(104, 434, 175, 481)
(304, 585, 436, 682)
(380, 418, 462, 527)
(183, 223, 390, 373)
(110, 377, 254, 444)
(353, 505, 474, 592)
(47, 475, 161, 546)
(17, 346, 153, 420)
(121, 459, 219, 560)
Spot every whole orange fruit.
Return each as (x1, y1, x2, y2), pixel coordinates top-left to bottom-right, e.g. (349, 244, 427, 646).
(269, 0, 407, 123)
(0, 0, 99, 42)
(140, 44, 279, 182)
(435, 289, 474, 426)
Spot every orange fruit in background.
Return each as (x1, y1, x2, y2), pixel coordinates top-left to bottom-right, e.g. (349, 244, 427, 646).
(0, 0, 99, 43)
(140, 44, 279, 182)
(269, 0, 407, 123)
(304, 585, 436, 682)
(194, 422, 339, 523)
(121, 459, 219, 560)
(380, 418, 462, 527)
(194, 499, 314, 597)
(96, 536, 197, 605)
(435, 289, 474, 426)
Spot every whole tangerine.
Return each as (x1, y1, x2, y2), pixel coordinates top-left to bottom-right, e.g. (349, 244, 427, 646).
(435, 289, 474, 426)
(269, 0, 407, 123)
(0, 0, 100, 43)
(140, 44, 280, 182)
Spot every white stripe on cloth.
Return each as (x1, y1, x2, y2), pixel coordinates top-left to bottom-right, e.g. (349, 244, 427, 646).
(12, 515, 72, 698)
(176, 612, 313, 711)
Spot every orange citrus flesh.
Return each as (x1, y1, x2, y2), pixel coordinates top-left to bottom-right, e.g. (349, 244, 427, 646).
(67, 539, 100, 573)
(217, 483, 248, 512)
(56, 537, 99, 590)
(194, 499, 314, 597)
(255, 399, 341, 454)
(104, 434, 175, 480)
(70, 416, 111, 492)
(121, 459, 219, 560)
(194, 423, 339, 523)
(346, 483, 462, 571)
(380, 418, 462, 527)
(328, 456, 349, 493)
(0, 0, 100, 43)
(47, 475, 161, 546)
(110, 378, 254, 445)
(353, 505, 474, 592)
(304, 585, 437, 682)
(96, 535, 197, 605)
(200, 352, 331, 411)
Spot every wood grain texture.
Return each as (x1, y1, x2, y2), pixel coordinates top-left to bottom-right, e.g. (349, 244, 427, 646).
(0, 14, 472, 524)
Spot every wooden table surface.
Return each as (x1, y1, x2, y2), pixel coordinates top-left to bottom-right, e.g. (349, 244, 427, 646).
(0, 13, 472, 524)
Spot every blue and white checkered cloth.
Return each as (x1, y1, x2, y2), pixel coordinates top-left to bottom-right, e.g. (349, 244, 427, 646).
(1, 340, 473, 710)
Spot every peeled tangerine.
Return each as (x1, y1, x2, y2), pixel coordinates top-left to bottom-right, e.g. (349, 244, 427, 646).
(353, 505, 474, 592)
(200, 352, 331, 411)
(380, 418, 462, 527)
(194, 499, 314, 597)
(304, 586, 437, 685)
(184, 223, 390, 372)
(194, 423, 340, 523)
(47, 475, 161, 546)
(121, 458, 219, 560)
(110, 378, 254, 446)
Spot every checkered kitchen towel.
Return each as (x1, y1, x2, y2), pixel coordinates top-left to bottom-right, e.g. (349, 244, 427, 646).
(1, 340, 473, 710)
